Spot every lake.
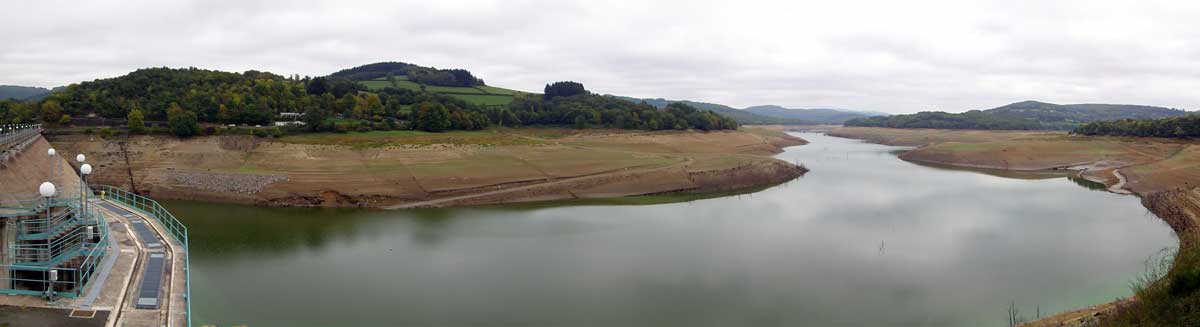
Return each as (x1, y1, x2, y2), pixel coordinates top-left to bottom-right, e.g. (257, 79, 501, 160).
(169, 133, 1175, 327)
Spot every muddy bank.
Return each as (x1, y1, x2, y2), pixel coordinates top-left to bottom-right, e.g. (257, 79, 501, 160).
(380, 159, 807, 209)
(44, 129, 807, 208)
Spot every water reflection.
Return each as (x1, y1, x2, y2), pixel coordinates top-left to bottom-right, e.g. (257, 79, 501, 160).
(1068, 176, 1110, 191)
(168, 133, 1175, 327)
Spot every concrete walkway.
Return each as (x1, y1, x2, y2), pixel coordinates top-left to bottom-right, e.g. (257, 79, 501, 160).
(93, 199, 188, 327)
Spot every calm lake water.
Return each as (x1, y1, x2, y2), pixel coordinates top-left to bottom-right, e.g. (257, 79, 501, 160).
(167, 133, 1175, 327)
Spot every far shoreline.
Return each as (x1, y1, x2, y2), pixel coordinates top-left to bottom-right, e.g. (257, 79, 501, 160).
(46, 127, 809, 210)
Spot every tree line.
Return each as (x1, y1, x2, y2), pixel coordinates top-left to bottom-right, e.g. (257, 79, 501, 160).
(5, 67, 738, 137)
(844, 111, 1043, 130)
(1073, 115, 1200, 138)
(329, 62, 484, 87)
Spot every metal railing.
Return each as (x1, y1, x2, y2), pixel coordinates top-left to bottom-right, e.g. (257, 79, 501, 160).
(0, 124, 41, 149)
(91, 185, 190, 327)
(18, 204, 81, 237)
(0, 196, 110, 299)
(0, 124, 43, 165)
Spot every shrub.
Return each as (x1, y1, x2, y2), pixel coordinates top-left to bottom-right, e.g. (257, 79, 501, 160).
(1170, 269, 1200, 297)
(98, 128, 116, 139)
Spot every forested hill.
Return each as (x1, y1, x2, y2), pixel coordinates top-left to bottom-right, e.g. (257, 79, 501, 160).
(1074, 115, 1200, 138)
(0, 85, 52, 101)
(1, 65, 741, 136)
(743, 105, 884, 124)
(845, 101, 1190, 130)
(330, 62, 484, 87)
(612, 96, 811, 125)
(614, 96, 884, 125)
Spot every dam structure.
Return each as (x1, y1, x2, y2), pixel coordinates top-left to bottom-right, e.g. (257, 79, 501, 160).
(0, 124, 190, 327)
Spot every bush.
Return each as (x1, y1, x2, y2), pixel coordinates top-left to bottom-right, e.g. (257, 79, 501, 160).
(1170, 269, 1200, 297)
(98, 128, 116, 139)
(167, 103, 199, 138)
(127, 109, 146, 134)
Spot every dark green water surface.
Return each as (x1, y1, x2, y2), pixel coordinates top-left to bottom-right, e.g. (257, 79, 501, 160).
(169, 133, 1174, 327)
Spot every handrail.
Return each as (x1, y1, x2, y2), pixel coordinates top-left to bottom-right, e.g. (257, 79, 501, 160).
(91, 185, 190, 327)
(0, 125, 43, 165)
(19, 205, 81, 236)
(12, 205, 103, 266)
(0, 125, 41, 149)
(2, 197, 108, 298)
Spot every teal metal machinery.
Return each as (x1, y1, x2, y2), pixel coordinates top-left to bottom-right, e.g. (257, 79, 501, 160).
(2, 196, 109, 299)
(92, 185, 191, 327)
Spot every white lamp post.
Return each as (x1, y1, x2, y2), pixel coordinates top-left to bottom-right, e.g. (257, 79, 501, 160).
(80, 163, 92, 214)
(39, 182, 55, 218)
(47, 148, 56, 186)
(75, 154, 85, 205)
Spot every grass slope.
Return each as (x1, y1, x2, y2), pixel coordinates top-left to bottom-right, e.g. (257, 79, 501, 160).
(359, 77, 521, 106)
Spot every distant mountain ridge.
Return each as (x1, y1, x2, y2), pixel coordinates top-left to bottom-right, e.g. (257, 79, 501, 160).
(614, 96, 881, 125)
(845, 100, 1190, 130)
(984, 101, 1187, 129)
(610, 96, 809, 125)
(0, 85, 52, 101)
(744, 105, 887, 124)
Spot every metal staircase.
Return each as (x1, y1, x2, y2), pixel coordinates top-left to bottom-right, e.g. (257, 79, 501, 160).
(2, 197, 107, 298)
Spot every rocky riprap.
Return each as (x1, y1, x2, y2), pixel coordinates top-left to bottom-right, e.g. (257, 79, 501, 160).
(167, 171, 287, 194)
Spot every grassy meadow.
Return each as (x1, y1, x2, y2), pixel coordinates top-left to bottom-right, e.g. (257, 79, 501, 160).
(358, 77, 522, 106)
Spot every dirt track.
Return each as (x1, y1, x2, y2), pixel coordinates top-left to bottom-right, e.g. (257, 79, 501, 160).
(45, 128, 807, 208)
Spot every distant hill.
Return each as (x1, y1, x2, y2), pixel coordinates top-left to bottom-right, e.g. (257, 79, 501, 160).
(611, 96, 813, 125)
(744, 105, 885, 124)
(335, 62, 522, 106)
(330, 62, 484, 87)
(845, 100, 1190, 130)
(985, 101, 1188, 129)
(0, 85, 51, 101)
(614, 96, 884, 125)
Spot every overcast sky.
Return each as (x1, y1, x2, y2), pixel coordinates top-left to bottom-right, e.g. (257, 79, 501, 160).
(3, 0, 1200, 113)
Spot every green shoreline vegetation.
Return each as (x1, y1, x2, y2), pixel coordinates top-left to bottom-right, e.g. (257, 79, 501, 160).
(0, 62, 739, 139)
(845, 101, 1188, 131)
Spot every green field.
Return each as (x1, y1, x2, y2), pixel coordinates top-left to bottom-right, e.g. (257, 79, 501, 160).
(449, 94, 514, 106)
(358, 76, 523, 106)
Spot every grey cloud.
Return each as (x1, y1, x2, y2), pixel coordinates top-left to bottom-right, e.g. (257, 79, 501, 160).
(3, 0, 1200, 113)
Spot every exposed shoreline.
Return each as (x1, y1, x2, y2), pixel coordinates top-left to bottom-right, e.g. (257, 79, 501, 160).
(829, 127, 1199, 327)
(45, 128, 808, 209)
